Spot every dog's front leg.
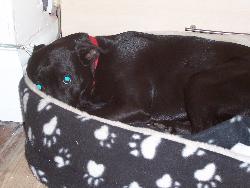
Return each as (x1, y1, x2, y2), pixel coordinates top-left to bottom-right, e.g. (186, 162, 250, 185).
(89, 104, 151, 124)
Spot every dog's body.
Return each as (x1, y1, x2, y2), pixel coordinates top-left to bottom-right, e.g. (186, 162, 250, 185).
(27, 31, 250, 134)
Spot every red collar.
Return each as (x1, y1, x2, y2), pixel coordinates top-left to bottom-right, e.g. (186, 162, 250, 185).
(88, 35, 99, 71)
(88, 35, 99, 93)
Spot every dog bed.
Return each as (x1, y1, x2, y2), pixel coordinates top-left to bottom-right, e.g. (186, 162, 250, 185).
(19, 75, 250, 188)
(19, 33, 250, 188)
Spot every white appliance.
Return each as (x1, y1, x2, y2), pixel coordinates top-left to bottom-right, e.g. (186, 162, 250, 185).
(0, 0, 60, 122)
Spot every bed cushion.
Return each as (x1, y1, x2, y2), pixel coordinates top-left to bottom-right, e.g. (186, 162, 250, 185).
(19, 75, 250, 187)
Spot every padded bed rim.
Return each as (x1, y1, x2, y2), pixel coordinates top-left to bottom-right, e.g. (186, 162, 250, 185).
(23, 74, 250, 163)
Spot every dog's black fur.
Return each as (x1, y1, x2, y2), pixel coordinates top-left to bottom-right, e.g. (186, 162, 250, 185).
(27, 31, 250, 134)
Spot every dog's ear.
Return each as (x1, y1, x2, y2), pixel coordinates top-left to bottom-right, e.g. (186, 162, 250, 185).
(33, 44, 46, 52)
(77, 47, 100, 67)
(84, 48, 100, 64)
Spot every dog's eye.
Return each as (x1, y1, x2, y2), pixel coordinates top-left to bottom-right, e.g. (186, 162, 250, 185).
(63, 75, 72, 84)
(36, 83, 43, 90)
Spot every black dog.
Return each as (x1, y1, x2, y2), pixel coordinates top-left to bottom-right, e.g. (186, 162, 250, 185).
(27, 31, 250, 134)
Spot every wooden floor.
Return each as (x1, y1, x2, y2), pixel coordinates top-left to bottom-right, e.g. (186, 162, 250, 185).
(0, 122, 46, 188)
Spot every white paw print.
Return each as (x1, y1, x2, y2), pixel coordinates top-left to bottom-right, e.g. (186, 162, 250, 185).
(22, 88, 30, 113)
(123, 181, 142, 188)
(43, 116, 61, 148)
(76, 114, 91, 122)
(37, 99, 52, 112)
(194, 163, 222, 188)
(128, 134, 161, 160)
(30, 166, 48, 184)
(182, 145, 206, 158)
(83, 160, 105, 187)
(94, 125, 117, 148)
(23, 88, 28, 93)
(239, 162, 250, 173)
(207, 139, 215, 144)
(27, 127, 35, 146)
(54, 148, 72, 168)
(156, 174, 181, 188)
(230, 115, 243, 123)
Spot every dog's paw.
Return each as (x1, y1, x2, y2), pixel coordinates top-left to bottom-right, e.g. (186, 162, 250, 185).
(42, 116, 61, 148)
(128, 134, 161, 160)
(230, 115, 243, 123)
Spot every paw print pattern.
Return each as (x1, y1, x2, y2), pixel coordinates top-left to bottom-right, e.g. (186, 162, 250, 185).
(22, 88, 30, 113)
(30, 166, 48, 184)
(194, 163, 222, 188)
(54, 148, 72, 168)
(128, 134, 161, 160)
(230, 115, 243, 123)
(76, 114, 91, 122)
(21, 88, 28, 97)
(83, 160, 105, 187)
(239, 162, 250, 173)
(37, 99, 52, 112)
(27, 127, 35, 146)
(43, 116, 61, 147)
(94, 125, 117, 148)
(182, 145, 206, 158)
(156, 174, 181, 188)
(23, 88, 28, 93)
(207, 139, 215, 144)
(123, 181, 143, 188)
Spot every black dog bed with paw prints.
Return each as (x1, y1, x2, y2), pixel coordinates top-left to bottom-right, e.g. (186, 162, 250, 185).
(19, 75, 250, 188)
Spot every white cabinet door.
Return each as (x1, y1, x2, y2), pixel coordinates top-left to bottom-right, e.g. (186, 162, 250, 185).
(61, 0, 250, 36)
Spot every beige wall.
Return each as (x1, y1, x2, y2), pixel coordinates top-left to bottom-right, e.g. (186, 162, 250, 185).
(61, 0, 250, 36)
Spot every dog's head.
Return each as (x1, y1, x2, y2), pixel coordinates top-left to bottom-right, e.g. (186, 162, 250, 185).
(27, 33, 104, 109)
